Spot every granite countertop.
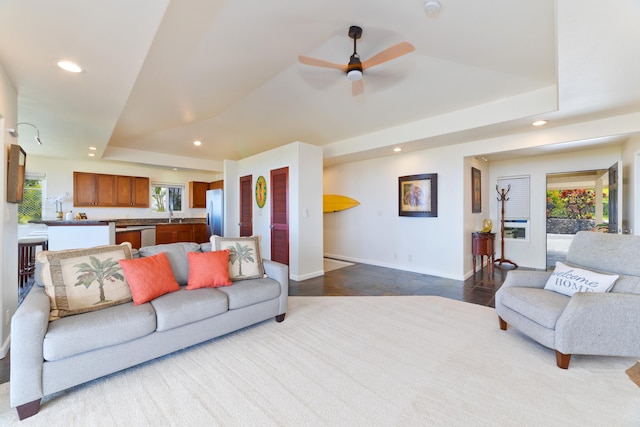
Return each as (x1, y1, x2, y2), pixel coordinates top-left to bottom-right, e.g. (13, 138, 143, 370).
(115, 218, 206, 227)
(33, 220, 112, 226)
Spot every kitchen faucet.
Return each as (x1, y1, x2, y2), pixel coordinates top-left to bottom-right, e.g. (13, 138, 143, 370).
(168, 207, 173, 223)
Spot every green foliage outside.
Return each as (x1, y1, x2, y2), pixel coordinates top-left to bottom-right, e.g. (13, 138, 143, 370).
(18, 179, 43, 224)
(151, 185, 183, 212)
(546, 188, 609, 220)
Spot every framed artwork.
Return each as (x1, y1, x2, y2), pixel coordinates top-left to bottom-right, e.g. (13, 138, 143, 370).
(398, 173, 438, 217)
(255, 175, 267, 208)
(472, 167, 481, 213)
(7, 144, 26, 203)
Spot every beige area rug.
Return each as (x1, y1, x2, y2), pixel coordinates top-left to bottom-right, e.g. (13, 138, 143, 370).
(323, 257, 354, 272)
(1, 296, 639, 426)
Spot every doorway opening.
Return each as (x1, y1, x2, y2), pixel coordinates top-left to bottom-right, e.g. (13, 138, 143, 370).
(546, 169, 611, 269)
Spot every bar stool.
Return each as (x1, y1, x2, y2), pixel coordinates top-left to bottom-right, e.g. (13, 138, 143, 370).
(18, 237, 48, 288)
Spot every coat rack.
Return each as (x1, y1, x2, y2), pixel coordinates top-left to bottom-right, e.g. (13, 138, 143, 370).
(495, 185, 518, 269)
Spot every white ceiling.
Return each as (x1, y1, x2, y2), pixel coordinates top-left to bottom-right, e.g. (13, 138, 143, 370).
(1, 0, 640, 172)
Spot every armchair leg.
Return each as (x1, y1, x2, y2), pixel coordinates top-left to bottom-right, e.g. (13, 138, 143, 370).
(16, 399, 41, 420)
(275, 313, 286, 322)
(498, 316, 507, 330)
(555, 351, 571, 369)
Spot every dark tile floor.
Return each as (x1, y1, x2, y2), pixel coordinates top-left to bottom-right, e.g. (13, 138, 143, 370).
(289, 260, 517, 307)
(0, 260, 517, 386)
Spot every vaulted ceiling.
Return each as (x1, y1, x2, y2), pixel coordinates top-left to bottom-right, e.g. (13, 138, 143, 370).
(1, 0, 639, 172)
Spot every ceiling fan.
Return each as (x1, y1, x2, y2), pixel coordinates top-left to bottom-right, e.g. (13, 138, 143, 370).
(298, 26, 415, 96)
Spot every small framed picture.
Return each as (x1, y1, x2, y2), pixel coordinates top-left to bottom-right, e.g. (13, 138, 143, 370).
(472, 167, 481, 213)
(398, 174, 438, 217)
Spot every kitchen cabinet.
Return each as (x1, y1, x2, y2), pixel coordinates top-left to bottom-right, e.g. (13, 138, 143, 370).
(155, 223, 209, 244)
(193, 223, 208, 243)
(209, 180, 223, 190)
(115, 230, 142, 249)
(74, 172, 117, 207)
(116, 175, 150, 207)
(74, 172, 149, 208)
(189, 181, 209, 208)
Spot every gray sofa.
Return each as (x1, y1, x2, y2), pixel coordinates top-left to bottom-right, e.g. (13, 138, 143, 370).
(10, 242, 289, 420)
(495, 231, 640, 368)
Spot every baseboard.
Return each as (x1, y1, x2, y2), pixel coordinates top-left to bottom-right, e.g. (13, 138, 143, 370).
(291, 270, 324, 281)
(323, 253, 464, 281)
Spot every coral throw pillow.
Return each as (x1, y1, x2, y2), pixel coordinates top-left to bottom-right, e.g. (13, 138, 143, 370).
(119, 252, 180, 305)
(187, 250, 232, 290)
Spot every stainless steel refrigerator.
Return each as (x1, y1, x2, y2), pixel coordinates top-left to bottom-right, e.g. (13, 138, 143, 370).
(206, 189, 224, 237)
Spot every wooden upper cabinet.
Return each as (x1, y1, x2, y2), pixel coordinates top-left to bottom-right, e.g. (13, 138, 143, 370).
(209, 180, 224, 190)
(74, 172, 148, 208)
(116, 175, 149, 207)
(74, 172, 116, 207)
(189, 181, 209, 208)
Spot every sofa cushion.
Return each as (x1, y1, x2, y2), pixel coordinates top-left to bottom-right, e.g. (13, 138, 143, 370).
(498, 287, 570, 329)
(36, 243, 134, 321)
(150, 288, 229, 331)
(186, 250, 232, 289)
(138, 242, 201, 285)
(119, 253, 181, 305)
(211, 236, 264, 281)
(544, 261, 618, 296)
(43, 301, 156, 361)
(216, 277, 281, 310)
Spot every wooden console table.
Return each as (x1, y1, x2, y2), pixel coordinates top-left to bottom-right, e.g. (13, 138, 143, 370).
(472, 232, 495, 276)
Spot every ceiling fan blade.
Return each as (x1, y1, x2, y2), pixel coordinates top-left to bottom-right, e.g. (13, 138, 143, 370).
(361, 42, 415, 70)
(298, 55, 347, 72)
(352, 79, 364, 96)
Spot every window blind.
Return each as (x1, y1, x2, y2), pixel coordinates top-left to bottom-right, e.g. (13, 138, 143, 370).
(497, 176, 529, 220)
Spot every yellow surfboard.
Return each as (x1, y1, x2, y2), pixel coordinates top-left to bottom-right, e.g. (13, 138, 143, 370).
(323, 194, 360, 213)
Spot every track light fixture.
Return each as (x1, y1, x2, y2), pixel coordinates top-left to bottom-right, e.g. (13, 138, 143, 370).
(7, 122, 43, 145)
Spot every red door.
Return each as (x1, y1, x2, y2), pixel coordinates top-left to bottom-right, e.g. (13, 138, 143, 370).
(239, 175, 253, 237)
(270, 167, 289, 265)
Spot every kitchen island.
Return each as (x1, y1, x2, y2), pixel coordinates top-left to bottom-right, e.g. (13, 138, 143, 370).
(36, 220, 116, 251)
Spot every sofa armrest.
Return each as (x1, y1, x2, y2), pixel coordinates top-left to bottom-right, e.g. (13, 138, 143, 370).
(555, 292, 640, 356)
(10, 286, 50, 408)
(500, 270, 551, 290)
(263, 259, 289, 315)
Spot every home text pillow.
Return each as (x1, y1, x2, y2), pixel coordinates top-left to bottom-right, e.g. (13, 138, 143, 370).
(211, 235, 264, 281)
(186, 249, 232, 289)
(544, 261, 619, 297)
(36, 243, 134, 321)
(119, 252, 181, 305)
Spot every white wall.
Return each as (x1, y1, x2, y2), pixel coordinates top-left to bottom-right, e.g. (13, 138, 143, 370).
(26, 156, 221, 221)
(622, 134, 640, 235)
(324, 117, 640, 280)
(489, 146, 622, 270)
(0, 62, 18, 358)
(463, 156, 492, 275)
(324, 145, 465, 280)
(225, 141, 323, 280)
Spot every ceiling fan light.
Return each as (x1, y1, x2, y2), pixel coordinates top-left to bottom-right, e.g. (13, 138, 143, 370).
(347, 69, 362, 81)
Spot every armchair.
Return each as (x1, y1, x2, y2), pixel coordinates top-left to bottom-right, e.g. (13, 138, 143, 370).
(495, 231, 640, 368)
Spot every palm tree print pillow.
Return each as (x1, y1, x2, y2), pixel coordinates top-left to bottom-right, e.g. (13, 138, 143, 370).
(36, 243, 134, 320)
(211, 236, 265, 281)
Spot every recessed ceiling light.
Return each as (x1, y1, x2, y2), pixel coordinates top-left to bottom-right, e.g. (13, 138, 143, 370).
(173, 168, 178, 171)
(193, 140, 202, 146)
(393, 147, 402, 152)
(88, 153, 95, 157)
(89, 146, 96, 150)
(424, 0, 441, 14)
(56, 60, 83, 73)
(532, 120, 548, 127)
